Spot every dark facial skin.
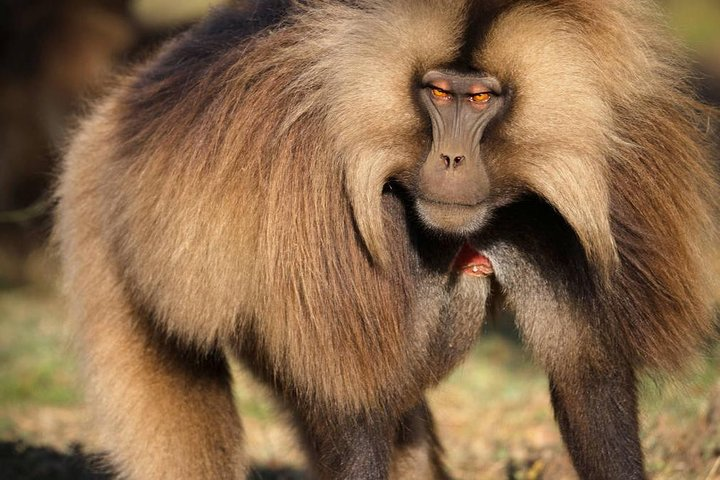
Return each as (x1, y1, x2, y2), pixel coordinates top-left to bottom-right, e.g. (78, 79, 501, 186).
(416, 70, 504, 234)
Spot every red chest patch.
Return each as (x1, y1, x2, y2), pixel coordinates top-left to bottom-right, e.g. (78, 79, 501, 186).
(453, 243, 494, 277)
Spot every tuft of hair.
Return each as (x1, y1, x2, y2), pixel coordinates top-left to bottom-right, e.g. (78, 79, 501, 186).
(481, 0, 719, 371)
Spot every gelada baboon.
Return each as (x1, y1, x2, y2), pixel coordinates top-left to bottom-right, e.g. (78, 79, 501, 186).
(56, 0, 719, 479)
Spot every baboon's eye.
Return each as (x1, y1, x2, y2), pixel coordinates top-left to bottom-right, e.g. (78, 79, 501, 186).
(469, 92, 492, 104)
(430, 87, 452, 100)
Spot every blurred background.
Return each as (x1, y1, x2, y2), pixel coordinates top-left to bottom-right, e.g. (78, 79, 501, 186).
(0, 1, 718, 479)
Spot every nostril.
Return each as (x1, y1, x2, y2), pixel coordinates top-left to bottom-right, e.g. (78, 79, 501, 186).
(440, 154, 451, 168)
(453, 156, 465, 168)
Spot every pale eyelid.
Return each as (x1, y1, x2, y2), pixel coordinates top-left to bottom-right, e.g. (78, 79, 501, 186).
(429, 87, 453, 102)
(469, 92, 492, 103)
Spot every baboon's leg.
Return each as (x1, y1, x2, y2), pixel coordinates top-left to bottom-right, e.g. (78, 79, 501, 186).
(293, 399, 450, 480)
(548, 361, 644, 480)
(294, 409, 394, 480)
(390, 400, 451, 480)
(486, 204, 646, 479)
(75, 273, 245, 479)
(516, 310, 645, 479)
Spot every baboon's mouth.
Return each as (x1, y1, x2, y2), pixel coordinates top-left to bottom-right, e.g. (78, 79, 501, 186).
(416, 197, 492, 235)
(453, 243, 493, 277)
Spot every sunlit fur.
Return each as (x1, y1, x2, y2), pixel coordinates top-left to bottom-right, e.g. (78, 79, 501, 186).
(56, 0, 718, 478)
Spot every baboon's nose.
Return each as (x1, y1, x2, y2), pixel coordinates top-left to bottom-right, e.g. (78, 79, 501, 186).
(440, 154, 466, 169)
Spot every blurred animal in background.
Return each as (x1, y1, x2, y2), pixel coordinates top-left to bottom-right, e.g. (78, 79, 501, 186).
(56, 1, 718, 479)
(0, 0, 212, 281)
(0, 0, 133, 213)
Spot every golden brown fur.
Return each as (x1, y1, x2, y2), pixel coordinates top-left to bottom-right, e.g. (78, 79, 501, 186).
(56, 0, 718, 479)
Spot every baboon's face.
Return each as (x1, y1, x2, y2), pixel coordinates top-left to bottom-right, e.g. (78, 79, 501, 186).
(335, 2, 615, 269)
(415, 69, 506, 235)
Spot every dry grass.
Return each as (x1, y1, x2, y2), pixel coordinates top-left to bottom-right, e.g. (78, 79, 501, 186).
(0, 256, 718, 479)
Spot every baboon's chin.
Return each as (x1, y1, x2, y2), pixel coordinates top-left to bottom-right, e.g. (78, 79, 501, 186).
(416, 198, 492, 237)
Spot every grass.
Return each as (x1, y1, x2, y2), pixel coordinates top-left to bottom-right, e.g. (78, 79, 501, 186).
(664, 0, 720, 53)
(0, 284, 78, 408)
(0, 270, 718, 478)
(131, 0, 226, 27)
